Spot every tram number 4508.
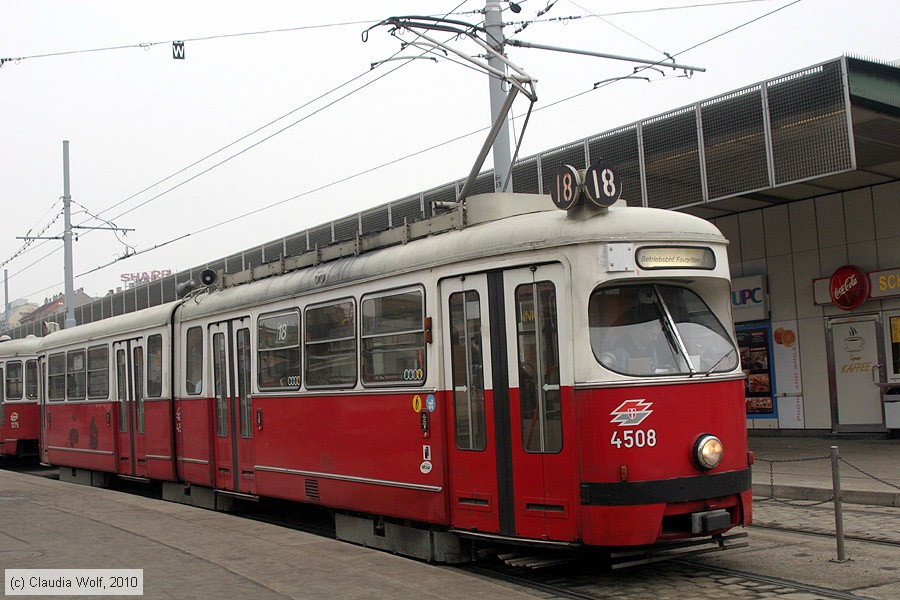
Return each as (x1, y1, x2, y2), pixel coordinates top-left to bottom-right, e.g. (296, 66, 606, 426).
(610, 429, 657, 448)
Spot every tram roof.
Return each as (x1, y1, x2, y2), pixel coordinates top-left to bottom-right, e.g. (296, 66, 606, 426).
(0, 334, 42, 357)
(178, 194, 727, 319)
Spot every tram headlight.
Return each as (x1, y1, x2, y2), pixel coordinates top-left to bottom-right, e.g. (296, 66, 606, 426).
(693, 434, 723, 470)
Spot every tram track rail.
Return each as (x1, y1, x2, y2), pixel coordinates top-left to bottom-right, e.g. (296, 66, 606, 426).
(671, 559, 874, 600)
(750, 522, 900, 549)
(462, 557, 878, 600)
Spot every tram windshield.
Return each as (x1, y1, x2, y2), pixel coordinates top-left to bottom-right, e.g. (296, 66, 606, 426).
(589, 284, 738, 377)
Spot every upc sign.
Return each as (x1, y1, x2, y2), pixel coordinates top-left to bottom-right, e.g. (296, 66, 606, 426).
(731, 275, 768, 323)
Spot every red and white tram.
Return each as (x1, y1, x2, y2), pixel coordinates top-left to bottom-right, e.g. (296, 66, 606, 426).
(0, 335, 41, 457)
(33, 191, 751, 563)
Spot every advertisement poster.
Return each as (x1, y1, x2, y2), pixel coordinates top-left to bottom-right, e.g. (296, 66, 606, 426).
(736, 324, 776, 417)
(771, 320, 804, 428)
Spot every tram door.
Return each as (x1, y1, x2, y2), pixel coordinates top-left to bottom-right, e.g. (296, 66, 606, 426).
(442, 264, 577, 542)
(114, 339, 149, 478)
(209, 318, 256, 494)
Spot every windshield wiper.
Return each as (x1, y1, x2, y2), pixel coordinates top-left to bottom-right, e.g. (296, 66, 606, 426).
(703, 347, 737, 377)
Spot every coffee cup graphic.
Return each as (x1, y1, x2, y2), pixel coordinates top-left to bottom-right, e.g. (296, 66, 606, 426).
(843, 336, 864, 352)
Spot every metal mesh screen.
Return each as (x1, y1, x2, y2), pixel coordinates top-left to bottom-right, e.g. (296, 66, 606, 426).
(587, 126, 642, 205)
(333, 216, 360, 244)
(511, 157, 540, 194)
(206, 260, 225, 275)
(702, 87, 770, 200)
(243, 247, 264, 269)
(135, 286, 149, 311)
(92, 299, 104, 322)
(77, 304, 91, 325)
(391, 196, 424, 225)
(308, 224, 332, 249)
(112, 293, 124, 316)
(148, 281, 163, 307)
(263, 242, 283, 263)
(768, 61, 852, 185)
(162, 276, 177, 303)
(361, 205, 390, 234)
(123, 289, 136, 314)
(469, 172, 496, 196)
(539, 142, 588, 197)
(224, 253, 243, 273)
(643, 107, 703, 210)
(284, 233, 308, 257)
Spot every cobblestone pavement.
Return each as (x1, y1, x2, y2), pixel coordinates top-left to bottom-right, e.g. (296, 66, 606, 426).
(752, 495, 900, 543)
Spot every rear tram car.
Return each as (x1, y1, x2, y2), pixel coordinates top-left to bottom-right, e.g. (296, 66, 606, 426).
(0, 335, 41, 457)
(33, 191, 751, 564)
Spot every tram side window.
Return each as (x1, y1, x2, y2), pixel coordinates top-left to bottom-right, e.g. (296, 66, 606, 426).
(133, 346, 145, 433)
(516, 281, 562, 454)
(213, 332, 228, 437)
(361, 288, 425, 386)
(5, 361, 23, 400)
(449, 291, 486, 451)
(66, 350, 87, 400)
(305, 300, 357, 388)
(147, 335, 163, 398)
(258, 311, 301, 390)
(185, 326, 203, 395)
(116, 349, 128, 433)
(25, 360, 38, 400)
(48, 353, 66, 401)
(237, 328, 252, 438)
(87, 346, 109, 399)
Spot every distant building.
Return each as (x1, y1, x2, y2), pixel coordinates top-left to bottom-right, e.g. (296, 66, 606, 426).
(18, 289, 94, 328)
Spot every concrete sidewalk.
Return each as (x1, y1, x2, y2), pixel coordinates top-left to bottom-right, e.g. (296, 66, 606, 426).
(749, 435, 900, 507)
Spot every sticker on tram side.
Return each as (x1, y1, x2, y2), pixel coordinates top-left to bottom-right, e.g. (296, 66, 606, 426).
(420, 461, 433, 474)
(426, 394, 436, 413)
(609, 399, 657, 449)
(423, 445, 431, 461)
(609, 399, 653, 426)
(412, 395, 423, 413)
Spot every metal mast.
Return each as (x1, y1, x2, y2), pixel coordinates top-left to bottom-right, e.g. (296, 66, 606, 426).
(62, 140, 76, 329)
(485, 1, 513, 192)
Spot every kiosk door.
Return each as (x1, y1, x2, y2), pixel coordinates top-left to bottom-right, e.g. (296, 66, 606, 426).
(827, 315, 886, 432)
(210, 318, 256, 494)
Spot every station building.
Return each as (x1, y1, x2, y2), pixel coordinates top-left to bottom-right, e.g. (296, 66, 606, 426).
(6, 56, 900, 435)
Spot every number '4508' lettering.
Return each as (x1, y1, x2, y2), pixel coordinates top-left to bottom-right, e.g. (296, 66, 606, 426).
(610, 429, 657, 448)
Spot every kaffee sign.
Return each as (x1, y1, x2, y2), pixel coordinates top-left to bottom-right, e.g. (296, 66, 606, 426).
(813, 265, 900, 309)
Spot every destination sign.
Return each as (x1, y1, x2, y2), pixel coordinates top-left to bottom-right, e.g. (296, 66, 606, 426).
(636, 246, 715, 270)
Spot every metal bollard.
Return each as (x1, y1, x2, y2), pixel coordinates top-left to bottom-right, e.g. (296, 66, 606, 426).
(830, 445, 848, 562)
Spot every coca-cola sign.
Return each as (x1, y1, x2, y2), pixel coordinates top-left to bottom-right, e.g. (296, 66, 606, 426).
(829, 265, 869, 310)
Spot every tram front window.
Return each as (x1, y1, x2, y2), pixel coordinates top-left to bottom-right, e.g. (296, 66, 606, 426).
(589, 284, 737, 376)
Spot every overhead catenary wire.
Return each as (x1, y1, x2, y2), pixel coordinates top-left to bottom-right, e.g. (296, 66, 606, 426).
(5, 0, 805, 302)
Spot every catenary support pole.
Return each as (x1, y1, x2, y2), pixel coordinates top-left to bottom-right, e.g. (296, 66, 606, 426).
(485, 1, 513, 193)
(830, 445, 848, 562)
(62, 140, 76, 329)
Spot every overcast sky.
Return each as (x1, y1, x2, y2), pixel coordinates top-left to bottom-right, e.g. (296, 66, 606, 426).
(2, 0, 898, 307)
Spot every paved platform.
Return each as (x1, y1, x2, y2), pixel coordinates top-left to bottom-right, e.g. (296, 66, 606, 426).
(749, 434, 900, 507)
(2, 436, 897, 598)
(0, 470, 535, 599)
